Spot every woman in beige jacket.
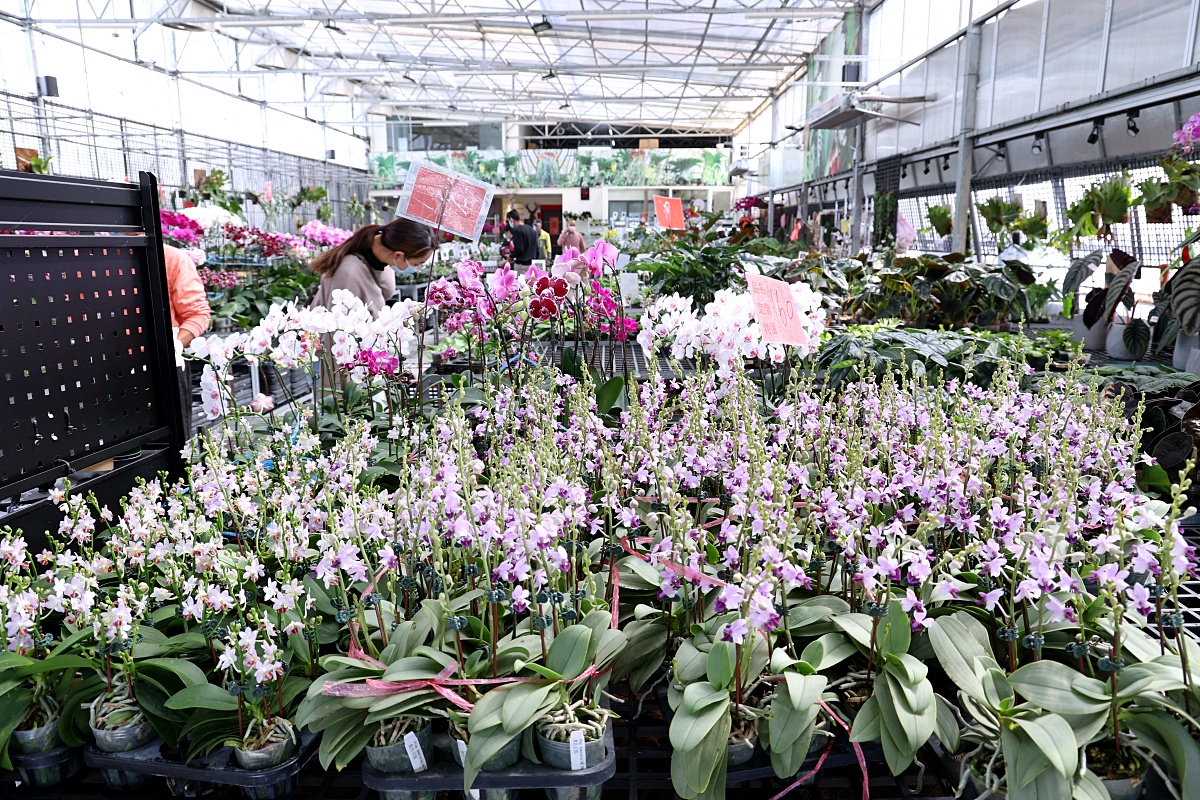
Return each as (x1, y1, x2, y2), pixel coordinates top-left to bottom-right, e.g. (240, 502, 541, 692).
(310, 218, 437, 318)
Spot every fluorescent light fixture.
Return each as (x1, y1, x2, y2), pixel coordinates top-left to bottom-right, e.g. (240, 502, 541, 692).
(531, 15, 552, 34)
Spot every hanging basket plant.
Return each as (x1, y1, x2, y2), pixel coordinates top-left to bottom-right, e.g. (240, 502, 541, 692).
(927, 204, 953, 238)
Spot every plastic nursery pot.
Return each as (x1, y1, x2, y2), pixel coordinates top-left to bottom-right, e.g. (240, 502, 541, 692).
(1106, 323, 1133, 360)
(235, 736, 299, 800)
(726, 735, 757, 767)
(449, 731, 521, 771)
(12, 718, 62, 753)
(1173, 332, 1199, 370)
(10, 742, 84, 789)
(1084, 319, 1109, 352)
(537, 727, 607, 800)
(91, 718, 160, 789)
(365, 723, 437, 800)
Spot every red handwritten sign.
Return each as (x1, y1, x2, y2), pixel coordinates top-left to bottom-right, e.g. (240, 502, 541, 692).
(653, 196, 685, 229)
(746, 274, 808, 346)
(395, 160, 496, 242)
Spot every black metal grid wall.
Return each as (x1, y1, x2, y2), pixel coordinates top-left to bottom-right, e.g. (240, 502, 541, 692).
(895, 153, 1198, 262)
(0, 170, 184, 507)
(0, 91, 371, 231)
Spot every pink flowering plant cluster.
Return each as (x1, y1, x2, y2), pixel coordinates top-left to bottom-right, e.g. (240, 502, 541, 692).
(299, 220, 353, 248)
(161, 209, 204, 248)
(197, 267, 242, 290)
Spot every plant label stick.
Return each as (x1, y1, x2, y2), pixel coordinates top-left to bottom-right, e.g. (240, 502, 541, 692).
(403, 731, 428, 772)
(569, 729, 587, 770)
(456, 740, 481, 799)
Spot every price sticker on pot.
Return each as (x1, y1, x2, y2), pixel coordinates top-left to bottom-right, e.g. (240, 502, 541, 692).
(455, 740, 481, 800)
(569, 729, 587, 771)
(403, 731, 429, 772)
(746, 273, 808, 346)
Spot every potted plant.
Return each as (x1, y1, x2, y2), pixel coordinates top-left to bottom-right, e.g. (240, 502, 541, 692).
(1139, 178, 1175, 224)
(1162, 153, 1200, 212)
(976, 197, 1022, 249)
(1090, 173, 1135, 237)
(927, 204, 953, 238)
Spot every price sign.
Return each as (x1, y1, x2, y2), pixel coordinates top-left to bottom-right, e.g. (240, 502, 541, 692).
(653, 195, 685, 230)
(746, 274, 808, 346)
(394, 159, 496, 242)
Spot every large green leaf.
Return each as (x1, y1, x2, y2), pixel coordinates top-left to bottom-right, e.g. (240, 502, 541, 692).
(800, 632, 856, 671)
(1012, 714, 1078, 780)
(1105, 259, 1140, 323)
(1172, 259, 1200, 335)
(165, 682, 241, 712)
(594, 377, 625, 415)
(669, 691, 730, 753)
(545, 625, 591, 679)
(933, 694, 960, 753)
(1126, 712, 1200, 800)
(928, 613, 995, 702)
(1008, 661, 1110, 715)
(1122, 319, 1151, 360)
(706, 641, 735, 690)
(1062, 250, 1104, 298)
(500, 682, 556, 735)
(880, 600, 911, 657)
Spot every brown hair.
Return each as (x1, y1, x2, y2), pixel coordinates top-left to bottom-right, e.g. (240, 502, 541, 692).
(310, 218, 437, 277)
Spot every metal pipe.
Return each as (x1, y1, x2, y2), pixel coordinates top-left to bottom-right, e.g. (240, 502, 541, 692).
(952, 22, 983, 255)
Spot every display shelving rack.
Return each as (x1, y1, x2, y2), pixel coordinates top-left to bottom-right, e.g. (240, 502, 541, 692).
(0, 169, 186, 551)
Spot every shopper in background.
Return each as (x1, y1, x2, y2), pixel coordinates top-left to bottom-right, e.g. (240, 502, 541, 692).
(506, 209, 539, 266)
(309, 218, 436, 319)
(533, 218, 551, 260)
(558, 218, 585, 252)
(499, 227, 515, 264)
(164, 244, 212, 439)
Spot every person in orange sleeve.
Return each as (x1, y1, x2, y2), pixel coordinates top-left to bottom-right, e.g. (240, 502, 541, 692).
(163, 244, 211, 438)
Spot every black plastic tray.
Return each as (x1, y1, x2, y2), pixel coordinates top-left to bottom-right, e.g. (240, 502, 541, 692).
(362, 723, 615, 791)
(82, 733, 318, 787)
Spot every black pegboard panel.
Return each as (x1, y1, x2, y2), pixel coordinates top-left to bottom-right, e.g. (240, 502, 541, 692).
(0, 170, 184, 507)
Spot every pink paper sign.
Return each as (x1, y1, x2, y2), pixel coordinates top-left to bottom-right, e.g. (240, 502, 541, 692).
(395, 160, 496, 242)
(653, 196, 685, 229)
(746, 274, 808, 346)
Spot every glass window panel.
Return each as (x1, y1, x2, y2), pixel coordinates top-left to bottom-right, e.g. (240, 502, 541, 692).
(1104, 0, 1191, 90)
(988, 1, 1044, 126)
(1039, 0, 1106, 109)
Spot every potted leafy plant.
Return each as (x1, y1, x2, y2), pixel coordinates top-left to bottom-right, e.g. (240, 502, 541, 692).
(927, 204, 953, 238)
(1139, 178, 1175, 223)
(1162, 153, 1200, 212)
(976, 197, 1022, 249)
(1090, 173, 1135, 236)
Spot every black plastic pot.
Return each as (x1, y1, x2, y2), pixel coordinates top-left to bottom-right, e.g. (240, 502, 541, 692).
(362, 720, 615, 800)
(9, 742, 83, 788)
(84, 732, 318, 800)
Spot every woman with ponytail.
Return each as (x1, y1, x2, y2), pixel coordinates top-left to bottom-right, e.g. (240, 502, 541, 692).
(310, 217, 437, 318)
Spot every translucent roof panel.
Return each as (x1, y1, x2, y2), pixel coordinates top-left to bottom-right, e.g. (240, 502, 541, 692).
(31, 0, 854, 132)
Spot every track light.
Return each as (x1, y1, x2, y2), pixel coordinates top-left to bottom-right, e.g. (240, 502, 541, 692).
(924, 159, 930, 175)
(448, 103, 458, 111)
(323, 20, 346, 35)
(901, 164, 907, 178)
(531, 15, 553, 34)
(1126, 110, 1140, 138)
(402, 72, 416, 83)
(942, 155, 950, 170)
(996, 142, 1007, 160)
(543, 70, 556, 80)
(1031, 133, 1044, 155)
(559, 102, 570, 110)
(1087, 119, 1103, 145)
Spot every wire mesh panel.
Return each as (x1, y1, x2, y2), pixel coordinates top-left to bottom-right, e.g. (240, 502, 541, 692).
(897, 184, 956, 253)
(0, 91, 371, 230)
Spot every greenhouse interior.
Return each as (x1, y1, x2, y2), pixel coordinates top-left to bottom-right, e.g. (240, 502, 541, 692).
(3, 0, 1200, 799)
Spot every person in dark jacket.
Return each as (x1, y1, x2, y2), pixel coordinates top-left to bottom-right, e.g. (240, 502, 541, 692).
(506, 209, 539, 266)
